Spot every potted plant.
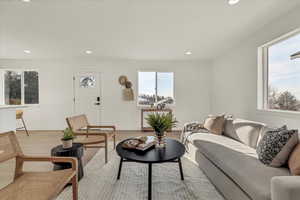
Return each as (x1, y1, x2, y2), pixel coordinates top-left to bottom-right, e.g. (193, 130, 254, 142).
(146, 113, 177, 148)
(61, 128, 75, 149)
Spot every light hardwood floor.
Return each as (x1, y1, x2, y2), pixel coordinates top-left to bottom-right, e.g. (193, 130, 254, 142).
(0, 130, 181, 188)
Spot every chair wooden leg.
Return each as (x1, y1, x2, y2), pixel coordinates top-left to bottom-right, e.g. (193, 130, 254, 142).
(71, 175, 78, 200)
(105, 137, 108, 164)
(113, 134, 116, 149)
(21, 117, 29, 136)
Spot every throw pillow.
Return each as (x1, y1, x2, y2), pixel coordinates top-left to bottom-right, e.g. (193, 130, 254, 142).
(256, 126, 298, 167)
(288, 143, 300, 175)
(203, 114, 225, 135)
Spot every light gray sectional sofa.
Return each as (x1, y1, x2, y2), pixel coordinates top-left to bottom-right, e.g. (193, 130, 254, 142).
(182, 118, 300, 200)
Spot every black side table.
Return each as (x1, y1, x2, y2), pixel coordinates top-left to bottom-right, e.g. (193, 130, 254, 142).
(51, 143, 84, 181)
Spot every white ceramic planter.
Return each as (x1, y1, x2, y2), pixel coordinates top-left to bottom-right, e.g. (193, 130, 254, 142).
(62, 139, 73, 149)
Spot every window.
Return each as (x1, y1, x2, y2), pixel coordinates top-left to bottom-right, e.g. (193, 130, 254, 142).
(259, 30, 300, 112)
(80, 75, 96, 88)
(1, 70, 39, 105)
(138, 72, 174, 106)
(24, 71, 39, 104)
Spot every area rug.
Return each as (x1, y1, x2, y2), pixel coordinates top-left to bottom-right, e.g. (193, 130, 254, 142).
(57, 147, 224, 200)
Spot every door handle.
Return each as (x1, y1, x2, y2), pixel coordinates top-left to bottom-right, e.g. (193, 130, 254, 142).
(95, 97, 101, 105)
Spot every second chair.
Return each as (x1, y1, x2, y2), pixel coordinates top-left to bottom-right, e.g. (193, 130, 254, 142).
(66, 114, 116, 163)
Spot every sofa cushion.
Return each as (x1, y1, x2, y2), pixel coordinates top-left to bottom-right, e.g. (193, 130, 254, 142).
(288, 143, 300, 175)
(203, 114, 225, 135)
(224, 118, 266, 149)
(190, 133, 290, 200)
(257, 126, 298, 167)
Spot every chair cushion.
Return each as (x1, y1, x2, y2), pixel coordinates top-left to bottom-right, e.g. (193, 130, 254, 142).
(190, 133, 290, 200)
(0, 169, 75, 200)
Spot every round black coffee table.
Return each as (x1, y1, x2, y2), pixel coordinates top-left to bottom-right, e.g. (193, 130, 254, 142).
(51, 143, 84, 181)
(116, 138, 185, 200)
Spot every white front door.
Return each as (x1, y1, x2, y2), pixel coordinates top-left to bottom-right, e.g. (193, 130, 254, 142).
(73, 72, 101, 125)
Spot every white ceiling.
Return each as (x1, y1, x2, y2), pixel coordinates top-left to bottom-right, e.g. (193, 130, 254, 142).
(0, 0, 299, 60)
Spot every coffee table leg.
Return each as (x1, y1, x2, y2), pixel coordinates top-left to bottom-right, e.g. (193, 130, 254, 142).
(117, 158, 123, 180)
(148, 163, 152, 200)
(178, 158, 184, 180)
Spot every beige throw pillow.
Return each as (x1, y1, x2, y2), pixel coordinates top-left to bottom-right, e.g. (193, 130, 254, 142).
(203, 114, 225, 135)
(288, 143, 300, 175)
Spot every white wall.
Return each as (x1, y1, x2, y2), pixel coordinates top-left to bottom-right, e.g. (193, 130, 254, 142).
(0, 58, 212, 130)
(211, 5, 300, 129)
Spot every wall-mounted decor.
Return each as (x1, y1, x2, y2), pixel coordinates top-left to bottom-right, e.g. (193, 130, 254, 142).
(118, 75, 134, 101)
(118, 75, 128, 86)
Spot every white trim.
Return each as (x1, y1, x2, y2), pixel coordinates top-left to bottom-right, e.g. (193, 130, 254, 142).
(256, 108, 300, 118)
(260, 28, 300, 48)
(21, 71, 25, 105)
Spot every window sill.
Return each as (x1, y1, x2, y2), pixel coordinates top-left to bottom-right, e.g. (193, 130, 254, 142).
(0, 104, 40, 109)
(0, 105, 28, 109)
(137, 104, 176, 109)
(256, 108, 300, 118)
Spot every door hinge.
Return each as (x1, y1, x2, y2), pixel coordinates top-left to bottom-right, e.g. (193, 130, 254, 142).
(73, 76, 75, 81)
(73, 98, 75, 102)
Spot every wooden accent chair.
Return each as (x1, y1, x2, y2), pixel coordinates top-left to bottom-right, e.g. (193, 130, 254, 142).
(16, 110, 29, 136)
(0, 131, 78, 200)
(66, 114, 116, 163)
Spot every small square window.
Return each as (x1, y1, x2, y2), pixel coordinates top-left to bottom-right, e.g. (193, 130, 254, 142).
(138, 72, 174, 106)
(80, 76, 96, 88)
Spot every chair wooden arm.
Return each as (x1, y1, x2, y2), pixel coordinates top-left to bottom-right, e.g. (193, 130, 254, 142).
(74, 132, 109, 137)
(87, 125, 116, 131)
(20, 156, 78, 171)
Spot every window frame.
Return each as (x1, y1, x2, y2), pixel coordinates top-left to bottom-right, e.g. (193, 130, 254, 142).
(0, 68, 40, 106)
(257, 28, 300, 113)
(137, 71, 175, 107)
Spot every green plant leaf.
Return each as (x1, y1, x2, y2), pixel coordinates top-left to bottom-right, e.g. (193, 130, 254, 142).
(145, 112, 177, 134)
(62, 128, 75, 140)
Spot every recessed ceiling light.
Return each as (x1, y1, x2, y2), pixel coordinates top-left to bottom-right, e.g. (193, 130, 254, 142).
(22, 0, 31, 2)
(228, 0, 240, 5)
(85, 50, 93, 54)
(185, 51, 192, 55)
(24, 50, 31, 54)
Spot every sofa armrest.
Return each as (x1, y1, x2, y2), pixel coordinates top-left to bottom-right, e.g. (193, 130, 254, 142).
(271, 176, 300, 200)
(181, 122, 206, 145)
